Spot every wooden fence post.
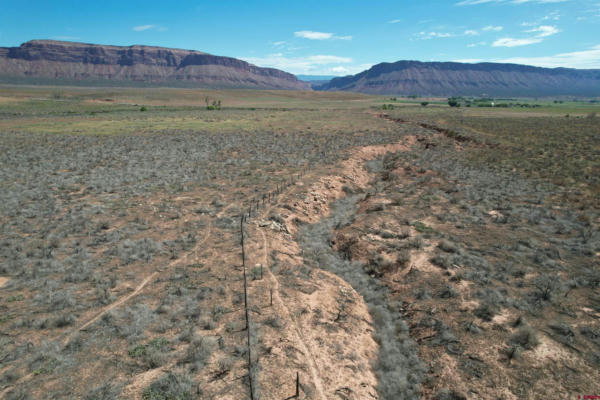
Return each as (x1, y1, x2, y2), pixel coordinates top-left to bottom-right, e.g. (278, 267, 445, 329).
(240, 215, 254, 400)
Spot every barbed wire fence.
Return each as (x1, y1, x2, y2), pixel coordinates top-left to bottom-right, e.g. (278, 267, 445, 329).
(236, 166, 308, 400)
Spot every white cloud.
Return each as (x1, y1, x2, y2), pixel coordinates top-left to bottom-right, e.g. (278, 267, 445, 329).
(417, 31, 455, 39)
(241, 54, 369, 75)
(388, 19, 402, 24)
(295, 31, 332, 40)
(133, 25, 155, 31)
(294, 31, 352, 40)
(542, 10, 561, 20)
(331, 66, 351, 74)
(525, 25, 560, 37)
(468, 41, 488, 47)
(132, 24, 167, 32)
(483, 25, 503, 31)
(493, 37, 543, 46)
(415, 29, 488, 40)
(493, 24, 558, 47)
(497, 45, 600, 68)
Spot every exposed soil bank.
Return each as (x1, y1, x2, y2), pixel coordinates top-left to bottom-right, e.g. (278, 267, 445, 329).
(297, 191, 425, 398)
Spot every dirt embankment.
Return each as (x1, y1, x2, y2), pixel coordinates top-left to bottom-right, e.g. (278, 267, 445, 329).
(238, 138, 417, 399)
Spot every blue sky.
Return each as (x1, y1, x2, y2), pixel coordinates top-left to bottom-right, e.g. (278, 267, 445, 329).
(1, 0, 599, 75)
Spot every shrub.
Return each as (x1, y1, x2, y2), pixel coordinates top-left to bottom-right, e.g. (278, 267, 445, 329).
(181, 336, 216, 372)
(437, 285, 458, 298)
(398, 226, 411, 239)
(85, 382, 123, 400)
(129, 338, 170, 369)
(117, 238, 162, 265)
(53, 314, 76, 328)
(438, 239, 458, 253)
(510, 326, 539, 350)
(473, 302, 498, 321)
(448, 98, 460, 107)
(264, 315, 282, 328)
(548, 321, 575, 344)
(421, 102, 429, 107)
(409, 236, 424, 249)
(503, 345, 522, 362)
(430, 254, 452, 269)
(435, 388, 467, 400)
(579, 325, 600, 345)
(142, 372, 194, 400)
(413, 221, 434, 234)
(397, 249, 411, 268)
(5, 388, 32, 400)
(531, 274, 563, 303)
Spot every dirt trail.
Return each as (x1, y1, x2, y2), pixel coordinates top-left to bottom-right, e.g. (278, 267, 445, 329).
(257, 228, 327, 400)
(121, 362, 176, 399)
(63, 202, 234, 346)
(62, 271, 158, 346)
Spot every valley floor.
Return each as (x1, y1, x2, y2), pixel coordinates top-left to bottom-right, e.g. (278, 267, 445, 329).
(0, 87, 598, 399)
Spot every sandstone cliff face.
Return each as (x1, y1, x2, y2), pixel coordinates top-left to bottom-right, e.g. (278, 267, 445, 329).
(0, 40, 310, 90)
(318, 60, 600, 97)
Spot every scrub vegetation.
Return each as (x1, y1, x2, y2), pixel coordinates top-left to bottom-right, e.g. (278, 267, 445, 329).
(0, 86, 598, 399)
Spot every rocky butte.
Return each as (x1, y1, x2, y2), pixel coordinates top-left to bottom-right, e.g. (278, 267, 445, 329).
(316, 60, 600, 97)
(0, 40, 309, 90)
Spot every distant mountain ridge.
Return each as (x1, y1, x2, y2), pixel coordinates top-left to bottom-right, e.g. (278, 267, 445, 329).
(0, 40, 309, 90)
(318, 60, 600, 97)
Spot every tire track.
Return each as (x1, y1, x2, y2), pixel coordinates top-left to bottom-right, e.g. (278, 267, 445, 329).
(256, 227, 327, 400)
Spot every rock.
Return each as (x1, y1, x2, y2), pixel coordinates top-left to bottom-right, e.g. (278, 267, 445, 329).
(0, 40, 310, 90)
(319, 60, 600, 97)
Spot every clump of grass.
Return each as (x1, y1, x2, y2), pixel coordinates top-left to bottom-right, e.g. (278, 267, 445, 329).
(413, 221, 434, 234)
